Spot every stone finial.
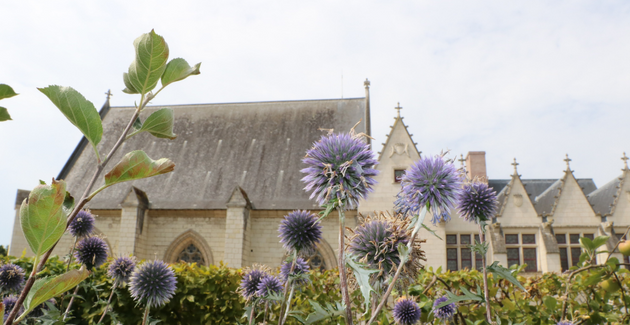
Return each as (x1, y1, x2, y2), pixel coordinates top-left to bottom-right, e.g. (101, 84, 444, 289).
(511, 158, 519, 176)
(458, 154, 466, 168)
(622, 152, 629, 170)
(564, 154, 572, 171)
(395, 102, 402, 118)
(364, 78, 370, 88)
(105, 89, 113, 100)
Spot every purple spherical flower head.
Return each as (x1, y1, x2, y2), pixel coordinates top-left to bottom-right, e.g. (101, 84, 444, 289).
(393, 298, 421, 325)
(0, 263, 25, 292)
(280, 257, 310, 285)
(399, 155, 463, 224)
(256, 275, 283, 299)
(278, 210, 322, 253)
(108, 256, 136, 285)
(433, 296, 456, 320)
(129, 260, 177, 309)
(74, 236, 108, 270)
(69, 210, 95, 238)
(348, 219, 409, 279)
(557, 322, 574, 325)
(240, 269, 268, 300)
(3, 295, 24, 319)
(457, 182, 498, 223)
(301, 132, 378, 209)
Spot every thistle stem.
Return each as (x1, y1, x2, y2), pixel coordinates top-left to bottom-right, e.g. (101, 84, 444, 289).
(281, 283, 296, 325)
(142, 305, 150, 325)
(478, 224, 492, 323)
(336, 206, 353, 325)
(248, 300, 257, 325)
(278, 250, 297, 325)
(97, 282, 118, 324)
(62, 285, 81, 321)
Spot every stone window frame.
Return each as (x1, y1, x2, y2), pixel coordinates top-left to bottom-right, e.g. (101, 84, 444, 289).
(393, 168, 406, 183)
(164, 229, 214, 266)
(504, 233, 538, 272)
(446, 233, 484, 271)
(555, 231, 594, 271)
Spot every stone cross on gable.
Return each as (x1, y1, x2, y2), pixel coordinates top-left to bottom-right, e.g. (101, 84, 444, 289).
(564, 154, 572, 170)
(395, 102, 402, 118)
(511, 158, 519, 175)
(622, 152, 629, 170)
(105, 89, 113, 100)
(458, 154, 466, 168)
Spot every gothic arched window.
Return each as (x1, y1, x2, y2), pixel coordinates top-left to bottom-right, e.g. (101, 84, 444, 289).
(177, 243, 205, 265)
(306, 250, 327, 272)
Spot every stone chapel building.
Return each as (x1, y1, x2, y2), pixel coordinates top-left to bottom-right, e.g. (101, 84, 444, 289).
(9, 81, 630, 274)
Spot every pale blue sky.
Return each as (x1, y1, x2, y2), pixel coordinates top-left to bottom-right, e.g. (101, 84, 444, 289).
(1, 1, 629, 246)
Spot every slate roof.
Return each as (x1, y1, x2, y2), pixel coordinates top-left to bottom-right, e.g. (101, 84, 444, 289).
(587, 173, 624, 216)
(60, 98, 367, 210)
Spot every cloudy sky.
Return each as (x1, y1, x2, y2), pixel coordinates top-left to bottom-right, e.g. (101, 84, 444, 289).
(1, 1, 629, 246)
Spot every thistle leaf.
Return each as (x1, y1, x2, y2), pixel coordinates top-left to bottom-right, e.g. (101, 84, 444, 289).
(22, 267, 89, 316)
(0, 107, 11, 121)
(438, 287, 483, 308)
(104, 150, 175, 186)
(421, 223, 442, 240)
(161, 58, 201, 87)
(124, 30, 169, 95)
(346, 256, 379, 314)
(38, 85, 103, 151)
(20, 179, 68, 259)
(486, 261, 526, 291)
(302, 300, 345, 324)
(138, 108, 177, 139)
(0, 84, 18, 100)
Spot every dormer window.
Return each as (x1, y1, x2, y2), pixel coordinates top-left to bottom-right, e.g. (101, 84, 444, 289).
(394, 169, 405, 183)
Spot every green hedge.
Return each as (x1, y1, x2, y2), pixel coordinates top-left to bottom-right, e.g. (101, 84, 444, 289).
(2, 255, 629, 324)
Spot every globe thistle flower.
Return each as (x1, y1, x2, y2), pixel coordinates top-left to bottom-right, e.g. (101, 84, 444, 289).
(278, 210, 323, 253)
(348, 213, 425, 283)
(129, 260, 177, 308)
(301, 132, 378, 209)
(557, 322, 574, 325)
(69, 210, 95, 238)
(256, 275, 283, 299)
(399, 155, 463, 224)
(108, 256, 137, 285)
(457, 182, 499, 223)
(280, 257, 310, 286)
(393, 298, 421, 325)
(0, 263, 25, 292)
(3, 295, 24, 319)
(74, 236, 108, 270)
(240, 267, 269, 300)
(433, 296, 457, 320)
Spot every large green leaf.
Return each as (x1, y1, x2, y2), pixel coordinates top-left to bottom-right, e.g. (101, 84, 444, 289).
(592, 236, 609, 250)
(346, 256, 379, 314)
(301, 300, 345, 324)
(161, 58, 201, 87)
(0, 107, 11, 121)
(20, 179, 68, 260)
(138, 108, 177, 139)
(38, 85, 103, 150)
(123, 30, 169, 95)
(0, 84, 18, 100)
(438, 287, 484, 307)
(104, 150, 175, 186)
(22, 267, 89, 316)
(486, 261, 526, 291)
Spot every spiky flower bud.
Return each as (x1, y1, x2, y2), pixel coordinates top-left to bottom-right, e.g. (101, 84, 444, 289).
(256, 275, 283, 299)
(74, 236, 108, 270)
(433, 296, 456, 320)
(301, 132, 378, 209)
(280, 257, 310, 286)
(69, 210, 95, 238)
(399, 155, 463, 224)
(108, 256, 136, 285)
(457, 182, 499, 223)
(240, 268, 268, 300)
(0, 263, 25, 292)
(2, 296, 24, 320)
(278, 210, 322, 253)
(393, 298, 421, 325)
(129, 260, 177, 308)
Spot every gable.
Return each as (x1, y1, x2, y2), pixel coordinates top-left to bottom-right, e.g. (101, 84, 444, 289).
(497, 176, 539, 226)
(552, 173, 599, 226)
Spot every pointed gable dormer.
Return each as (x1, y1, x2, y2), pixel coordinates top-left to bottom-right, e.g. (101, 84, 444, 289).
(589, 152, 630, 220)
(535, 154, 598, 226)
(359, 103, 420, 214)
(496, 158, 538, 226)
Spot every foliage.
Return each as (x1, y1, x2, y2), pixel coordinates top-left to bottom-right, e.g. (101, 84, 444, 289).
(0, 84, 18, 122)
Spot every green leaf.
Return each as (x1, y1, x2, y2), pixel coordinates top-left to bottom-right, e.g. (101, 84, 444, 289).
(104, 150, 175, 186)
(0, 84, 18, 100)
(38, 85, 103, 151)
(124, 30, 169, 95)
(346, 256, 379, 314)
(580, 236, 595, 251)
(438, 287, 483, 307)
(22, 267, 89, 316)
(421, 223, 442, 240)
(583, 271, 604, 286)
(543, 296, 557, 310)
(63, 191, 74, 216)
(486, 261, 526, 291)
(138, 108, 177, 139)
(302, 300, 345, 324)
(133, 116, 143, 130)
(20, 179, 68, 260)
(592, 236, 609, 250)
(0, 107, 11, 121)
(161, 58, 201, 87)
